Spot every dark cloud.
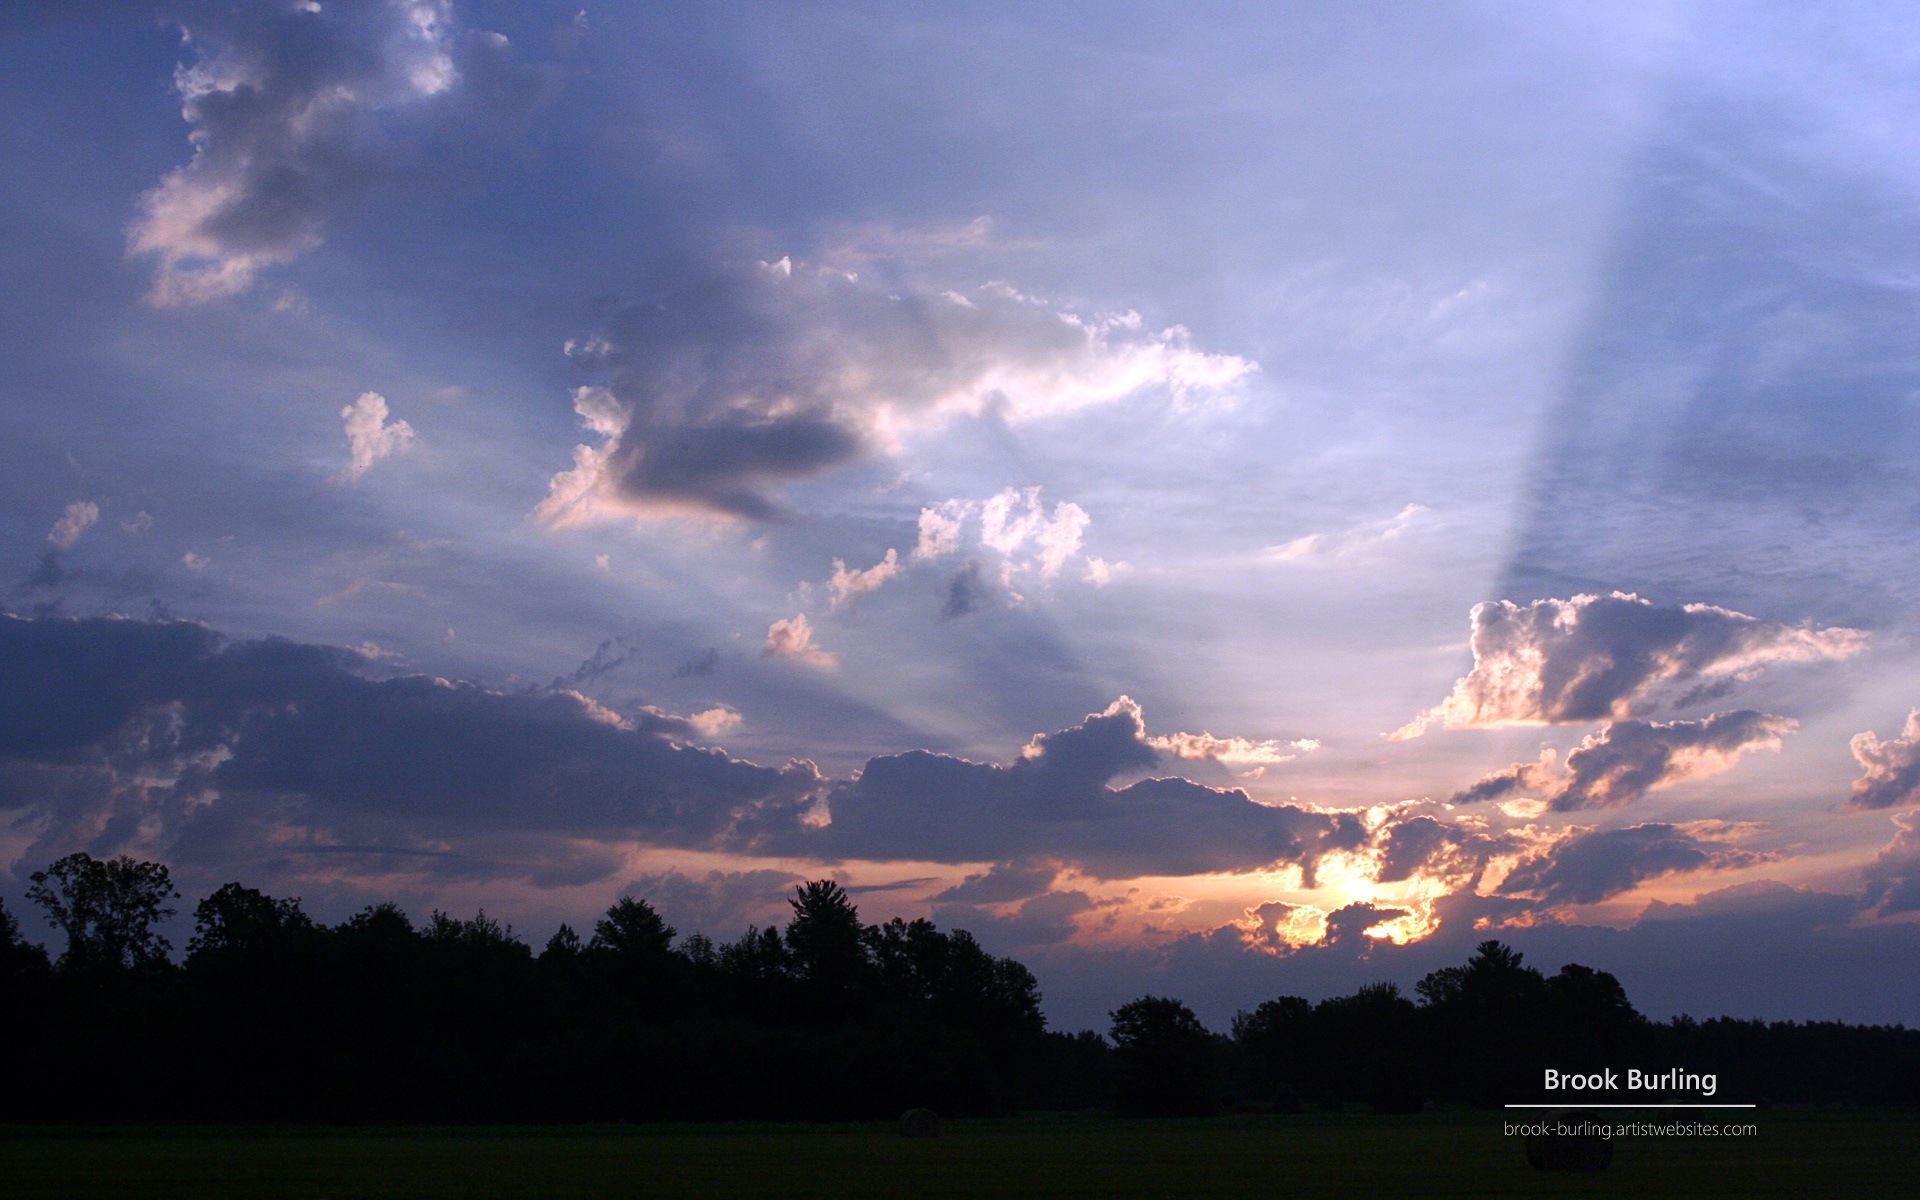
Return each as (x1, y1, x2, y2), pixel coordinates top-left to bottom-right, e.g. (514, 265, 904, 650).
(939, 560, 993, 620)
(618, 867, 804, 939)
(1373, 814, 1525, 885)
(932, 860, 1060, 904)
(1848, 711, 1920, 811)
(1397, 593, 1861, 737)
(1551, 712, 1793, 810)
(27, 549, 63, 588)
(0, 614, 818, 874)
(1323, 901, 1412, 946)
(554, 637, 638, 688)
(0, 616, 1368, 892)
(812, 698, 1367, 878)
(1860, 818, 1920, 918)
(1497, 822, 1765, 906)
(671, 648, 719, 679)
(536, 261, 1250, 524)
(1451, 711, 1794, 811)
(931, 889, 1097, 948)
(131, 0, 529, 304)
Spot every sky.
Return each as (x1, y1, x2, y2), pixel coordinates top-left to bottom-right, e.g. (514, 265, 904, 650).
(4, 0, 1920, 1031)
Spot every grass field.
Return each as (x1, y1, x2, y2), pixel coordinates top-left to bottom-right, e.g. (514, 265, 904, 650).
(4, 1109, 1916, 1199)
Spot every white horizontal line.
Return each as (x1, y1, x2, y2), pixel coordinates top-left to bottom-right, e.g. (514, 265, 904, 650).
(1503, 1104, 1756, 1109)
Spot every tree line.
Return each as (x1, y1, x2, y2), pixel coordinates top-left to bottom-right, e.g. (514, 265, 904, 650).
(2, 854, 1916, 1122)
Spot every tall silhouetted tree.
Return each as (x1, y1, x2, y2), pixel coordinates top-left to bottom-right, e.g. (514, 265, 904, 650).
(1417, 940, 1548, 1104)
(1111, 995, 1217, 1116)
(26, 853, 179, 972)
(785, 880, 869, 1002)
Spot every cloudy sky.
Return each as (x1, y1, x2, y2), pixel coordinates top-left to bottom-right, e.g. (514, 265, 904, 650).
(5, 0, 1920, 1030)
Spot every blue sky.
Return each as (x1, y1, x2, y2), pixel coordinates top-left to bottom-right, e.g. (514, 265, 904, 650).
(5, 0, 1920, 1029)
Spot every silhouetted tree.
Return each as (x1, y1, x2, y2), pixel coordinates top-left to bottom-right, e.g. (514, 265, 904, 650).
(1417, 940, 1547, 1105)
(785, 880, 870, 1003)
(26, 852, 178, 972)
(591, 897, 676, 961)
(0, 895, 50, 980)
(9, 859, 1916, 1125)
(1042, 1029, 1115, 1109)
(186, 882, 315, 964)
(1543, 962, 1639, 1071)
(1231, 995, 1314, 1105)
(1110, 995, 1217, 1116)
(539, 923, 584, 965)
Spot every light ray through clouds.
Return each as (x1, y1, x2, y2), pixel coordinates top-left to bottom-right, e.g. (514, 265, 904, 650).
(3, 0, 1920, 1026)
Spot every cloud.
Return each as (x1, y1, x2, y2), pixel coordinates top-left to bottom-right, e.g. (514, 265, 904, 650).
(671, 649, 719, 679)
(129, 0, 517, 305)
(980, 487, 1090, 579)
(1860, 814, 1920, 917)
(340, 392, 416, 480)
(1452, 711, 1795, 811)
(0, 614, 820, 876)
(1396, 593, 1863, 738)
(939, 560, 996, 621)
(932, 889, 1097, 948)
(1265, 503, 1427, 563)
(619, 867, 803, 939)
(914, 500, 972, 560)
(1497, 822, 1767, 906)
(47, 502, 100, 551)
(915, 487, 1102, 599)
(0, 617, 1386, 899)
(684, 706, 742, 739)
(1372, 814, 1534, 886)
(810, 697, 1368, 878)
(1237, 900, 1331, 954)
(1848, 711, 1920, 811)
(827, 549, 900, 608)
(763, 613, 834, 666)
(931, 860, 1061, 904)
(534, 260, 1252, 523)
(1146, 730, 1319, 769)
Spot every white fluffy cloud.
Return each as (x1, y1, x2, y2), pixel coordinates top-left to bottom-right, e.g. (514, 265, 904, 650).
(763, 613, 834, 667)
(913, 501, 971, 560)
(47, 502, 99, 550)
(1849, 710, 1920, 811)
(916, 487, 1097, 582)
(340, 391, 416, 480)
(535, 259, 1254, 524)
(1396, 593, 1864, 738)
(827, 549, 901, 608)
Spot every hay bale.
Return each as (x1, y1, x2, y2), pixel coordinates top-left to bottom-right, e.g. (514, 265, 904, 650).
(899, 1108, 941, 1138)
(1523, 1109, 1613, 1171)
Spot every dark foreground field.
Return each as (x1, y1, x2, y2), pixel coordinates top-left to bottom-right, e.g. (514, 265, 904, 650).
(3, 1110, 1916, 1199)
